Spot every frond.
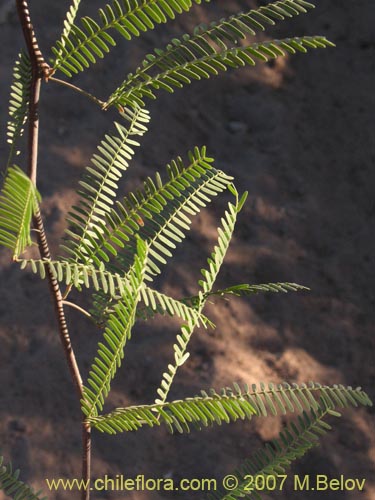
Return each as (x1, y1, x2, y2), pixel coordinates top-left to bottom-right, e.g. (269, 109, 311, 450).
(60, 0, 82, 41)
(54, 0, 82, 66)
(138, 285, 214, 327)
(62, 106, 150, 263)
(51, 0, 211, 78)
(107, 0, 315, 107)
(75, 146, 232, 278)
(209, 405, 339, 500)
(90, 282, 303, 335)
(18, 258, 131, 297)
(183, 282, 309, 307)
(81, 238, 148, 418)
(90, 285, 213, 328)
(89, 384, 258, 434)
(155, 187, 246, 405)
(199, 188, 247, 296)
(0, 455, 46, 500)
(87, 383, 372, 435)
(229, 382, 372, 418)
(7, 52, 32, 167)
(192, 0, 316, 43)
(19, 256, 211, 328)
(106, 35, 334, 108)
(0, 166, 40, 258)
(90, 290, 117, 326)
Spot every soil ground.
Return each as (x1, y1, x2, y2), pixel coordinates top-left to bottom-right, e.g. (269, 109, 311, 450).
(0, 1, 374, 499)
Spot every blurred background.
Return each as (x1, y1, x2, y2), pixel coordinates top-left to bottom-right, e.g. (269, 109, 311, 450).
(0, 0, 374, 498)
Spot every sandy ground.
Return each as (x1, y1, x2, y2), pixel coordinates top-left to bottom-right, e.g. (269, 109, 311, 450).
(0, 1, 374, 499)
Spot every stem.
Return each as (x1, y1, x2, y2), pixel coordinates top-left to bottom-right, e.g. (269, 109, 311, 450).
(27, 76, 41, 184)
(63, 300, 92, 319)
(16, 2, 91, 499)
(34, 211, 84, 398)
(49, 76, 106, 108)
(82, 422, 92, 494)
(62, 283, 73, 300)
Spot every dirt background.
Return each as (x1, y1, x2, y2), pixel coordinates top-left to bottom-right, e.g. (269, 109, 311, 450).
(0, 1, 374, 499)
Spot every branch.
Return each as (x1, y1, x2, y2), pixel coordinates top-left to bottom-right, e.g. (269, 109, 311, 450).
(15, 0, 52, 79)
(49, 76, 106, 108)
(15, 0, 83, 404)
(15, 2, 91, 499)
(63, 300, 92, 318)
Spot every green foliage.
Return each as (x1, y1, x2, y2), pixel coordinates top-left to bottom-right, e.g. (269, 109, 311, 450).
(207, 386, 372, 500)
(2, 1, 371, 498)
(90, 384, 258, 434)
(183, 282, 310, 307)
(0, 166, 40, 258)
(230, 382, 372, 416)
(209, 406, 338, 500)
(19, 256, 211, 326)
(87, 383, 372, 435)
(193, 0, 316, 41)
(64, 145, 232, 276)
(81, 238, 148, 418)
(155, 188, 247, 405)
(107, 36, 333, 108)
(62, 105, 150, 263)
(192, 0, 315, 40)
(104, 0, 332, 108)
(51, 0, 211, 77)
(0, 454, 46, 500)
(109, 147, 233, 280)
(91, 282, 305, 329)
(54, 0, 82, 65)
(7, 51, 32, 167)
(19, 257, 132, 295)
(200, 188, 248, 297)
(138, 285, 212, 326)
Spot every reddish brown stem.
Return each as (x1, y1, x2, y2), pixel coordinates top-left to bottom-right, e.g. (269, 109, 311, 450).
(15, 1, 91, 499)
(15, 0, 52, 79)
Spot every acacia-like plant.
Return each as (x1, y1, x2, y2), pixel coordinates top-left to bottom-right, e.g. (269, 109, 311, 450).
(0, 1, 372, 499)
